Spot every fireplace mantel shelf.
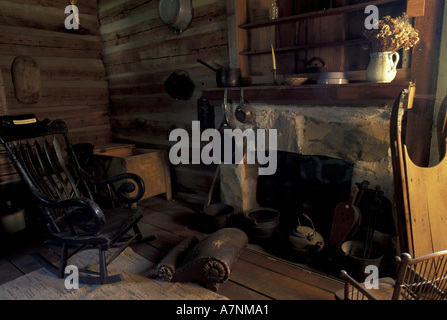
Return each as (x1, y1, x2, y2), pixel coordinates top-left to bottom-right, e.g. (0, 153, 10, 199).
(201, 81, 414, 107)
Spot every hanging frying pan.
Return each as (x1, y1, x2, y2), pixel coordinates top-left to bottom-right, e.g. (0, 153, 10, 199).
(158, 0, 193, 34)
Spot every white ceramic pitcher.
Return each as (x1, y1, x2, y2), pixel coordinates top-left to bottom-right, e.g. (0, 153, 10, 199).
(366, 51, 400, 83)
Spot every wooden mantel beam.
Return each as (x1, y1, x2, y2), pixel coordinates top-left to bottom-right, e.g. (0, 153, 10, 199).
(202, 81, 413, 106)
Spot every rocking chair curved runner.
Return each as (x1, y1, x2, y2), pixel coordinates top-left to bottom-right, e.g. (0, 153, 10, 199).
(0, 114, 149, 284)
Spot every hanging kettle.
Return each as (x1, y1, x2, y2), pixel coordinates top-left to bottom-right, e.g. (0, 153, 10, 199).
(289, 214, 325, 261)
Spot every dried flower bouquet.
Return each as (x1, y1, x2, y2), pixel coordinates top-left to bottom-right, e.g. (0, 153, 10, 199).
(364, 13, 420, 52)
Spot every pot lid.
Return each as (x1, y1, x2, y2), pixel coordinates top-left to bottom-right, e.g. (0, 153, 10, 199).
(318, 72, 347, 79)
(293, 226, 314, 238)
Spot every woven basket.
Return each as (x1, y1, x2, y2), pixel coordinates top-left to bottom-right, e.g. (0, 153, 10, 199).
(283, 77, 309, 86)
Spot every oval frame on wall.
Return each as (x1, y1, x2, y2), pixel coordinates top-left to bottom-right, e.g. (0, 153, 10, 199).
(12, 56, 41, 104)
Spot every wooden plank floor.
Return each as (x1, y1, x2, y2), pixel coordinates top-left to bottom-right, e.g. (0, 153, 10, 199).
(0, 197, 344, 300)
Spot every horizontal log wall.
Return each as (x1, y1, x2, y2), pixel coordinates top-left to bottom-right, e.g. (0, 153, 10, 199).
(98, 0, 229, 203)
(0, 1, 111, 190)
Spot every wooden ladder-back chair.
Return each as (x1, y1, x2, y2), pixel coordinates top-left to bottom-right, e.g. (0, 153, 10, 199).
(0, 114, 149, 284)
(390, 88, 447, 258)
(335, 89, 447, 300)
(336, 250, 447, 300)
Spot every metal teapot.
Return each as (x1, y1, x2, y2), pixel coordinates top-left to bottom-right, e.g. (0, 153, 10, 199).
(306, 57, 327, 73)
(289, 214, 325, 261)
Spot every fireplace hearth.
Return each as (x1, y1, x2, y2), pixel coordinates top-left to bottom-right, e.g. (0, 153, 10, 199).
(256, 152, 354, 241)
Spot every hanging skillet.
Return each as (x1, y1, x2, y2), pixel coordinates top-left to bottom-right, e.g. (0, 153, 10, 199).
(158, 0, 193, 35)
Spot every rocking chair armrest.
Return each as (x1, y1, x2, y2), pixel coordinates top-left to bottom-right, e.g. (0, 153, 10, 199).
(83, 170, 146, 204)
(28, 185, 105, 235)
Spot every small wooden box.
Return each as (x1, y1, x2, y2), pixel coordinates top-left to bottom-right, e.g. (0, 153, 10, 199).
(92, 144, 172, 201)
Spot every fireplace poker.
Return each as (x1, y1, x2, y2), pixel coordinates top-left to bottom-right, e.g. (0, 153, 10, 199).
(364, 186, 382, 259)
(204, 164, 220, 212)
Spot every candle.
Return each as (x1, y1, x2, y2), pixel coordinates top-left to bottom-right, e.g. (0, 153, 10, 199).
(271, 44, 276, 70)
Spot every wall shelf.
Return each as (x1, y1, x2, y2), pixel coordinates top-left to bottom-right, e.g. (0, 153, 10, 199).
(233, 0, 408, 78)
(238, 0, 402, 30)
(240, 38, 368, 55)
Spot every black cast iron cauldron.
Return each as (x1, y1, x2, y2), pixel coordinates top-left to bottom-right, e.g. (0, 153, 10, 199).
(164, 70, 195, 100)
(203, 203, 234, 232)
(197, 59, 241, 87)
(244, 208, 280, 240)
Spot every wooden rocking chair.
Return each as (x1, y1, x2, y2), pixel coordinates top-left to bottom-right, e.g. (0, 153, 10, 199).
(0, 114, 149, 284)
(335, 249, 447, 300)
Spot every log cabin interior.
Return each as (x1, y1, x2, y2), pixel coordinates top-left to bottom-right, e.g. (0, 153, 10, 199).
(0, 0, 447, 302)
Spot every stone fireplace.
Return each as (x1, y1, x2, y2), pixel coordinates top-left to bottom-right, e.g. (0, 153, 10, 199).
(220, 102, 395, 217)
(201, 83, 412, 275)
(216, 99, 399, 273)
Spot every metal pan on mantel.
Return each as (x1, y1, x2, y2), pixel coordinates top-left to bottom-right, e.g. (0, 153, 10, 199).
(197, 59, 241, 87)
